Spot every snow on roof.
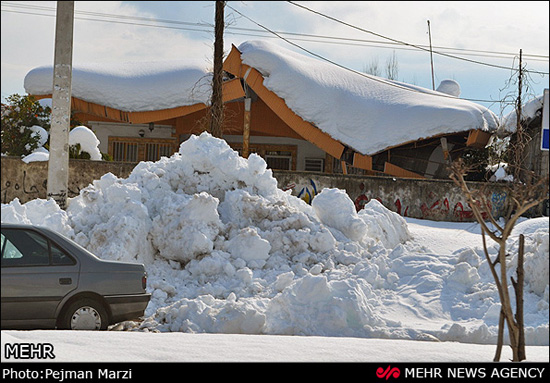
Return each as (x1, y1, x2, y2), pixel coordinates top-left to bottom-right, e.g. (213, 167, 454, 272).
(238, 40, 499, 155)
(24, 60, 211, 112)
(23, 40, 499, 156)
(499, 94, 545, 134)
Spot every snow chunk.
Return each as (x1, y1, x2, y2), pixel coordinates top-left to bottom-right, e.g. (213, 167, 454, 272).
(359, 199, 411, 248)
(311, 188, 367, 241)
(227, 227, 271, 268)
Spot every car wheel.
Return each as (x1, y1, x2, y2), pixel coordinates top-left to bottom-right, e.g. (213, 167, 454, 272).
(60, 299, 109, 330)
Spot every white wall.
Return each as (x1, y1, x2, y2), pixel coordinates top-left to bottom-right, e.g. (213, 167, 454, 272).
(87, 122, 326, 172)
(223, 135, 326, 171)
(88, 121, 174, 153)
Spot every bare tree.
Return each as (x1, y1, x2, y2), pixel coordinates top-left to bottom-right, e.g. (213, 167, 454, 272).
(385, 51, 399, 81)
(450, 160, 547, 361)
(449, 51, 548, 361)
(364, 57, 381, 77)
(364, 52, 399, 80)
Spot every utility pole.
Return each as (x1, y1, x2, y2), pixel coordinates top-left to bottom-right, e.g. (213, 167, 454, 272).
(514, 49, 524, 183)
(209, 1, 225, 138)
(47, 1, 74, 209)
(427, 20, 435, 90)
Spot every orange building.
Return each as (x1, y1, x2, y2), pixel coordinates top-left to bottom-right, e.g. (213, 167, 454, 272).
(25, 41, 496, 179)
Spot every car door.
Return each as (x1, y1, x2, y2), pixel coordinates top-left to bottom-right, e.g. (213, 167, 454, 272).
(1, 228, 80, 326)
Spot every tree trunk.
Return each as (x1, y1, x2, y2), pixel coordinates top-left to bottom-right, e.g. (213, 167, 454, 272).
(209, 1, 225, 138)
(494, 309, 504, 361)
(513, 234, 526, 361)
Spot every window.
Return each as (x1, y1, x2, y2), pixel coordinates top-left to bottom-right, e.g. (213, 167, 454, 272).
(109, 137, 178, 162)
(146, 142, 174, 161)
(112, 141, 138, 162)
(265, 151, 292, 170)
(1, 229, 74, 267)
(229, 143, 297, 170)
(304, 158, 325, 172)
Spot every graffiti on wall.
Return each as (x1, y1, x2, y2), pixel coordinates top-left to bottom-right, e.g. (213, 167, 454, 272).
(283, 179, 318, 205)
(352, 183, 507, 222)
(490, 191, 508, 217)
(282, 179, 508, 221)
(1, 170, 83, 205)
(1, 170, 45, 204)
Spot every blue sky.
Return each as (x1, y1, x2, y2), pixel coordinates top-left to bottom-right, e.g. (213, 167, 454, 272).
(1, 1, 549, 116)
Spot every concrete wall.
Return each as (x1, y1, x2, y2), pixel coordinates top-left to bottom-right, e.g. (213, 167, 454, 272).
(1, 157, 136, 205)
(274, 170, 514, 222)
(1, 157, 517, 221)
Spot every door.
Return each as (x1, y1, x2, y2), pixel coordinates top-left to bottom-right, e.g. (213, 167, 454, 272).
(1, 228, 79, 326)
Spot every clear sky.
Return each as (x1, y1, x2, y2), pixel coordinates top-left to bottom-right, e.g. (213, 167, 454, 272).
(1, 1, 549, 117)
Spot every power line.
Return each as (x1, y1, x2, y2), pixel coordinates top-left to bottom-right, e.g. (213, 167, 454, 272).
(226, 3, 508, 106)
(0, 9, 215, 34)
(0, 1, 518, 104)
(286, 1, 549, 76)
(2, 2, 548, 63)
(1, 1, 544, 105)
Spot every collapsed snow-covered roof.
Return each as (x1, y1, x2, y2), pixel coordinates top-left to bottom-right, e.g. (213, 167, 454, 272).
(24, 60, 245, 124)
(234, 40, 499, 156)
(499, 93, 545, 134)
(24, 60, 212, 112)
(23, 39, 498, 166)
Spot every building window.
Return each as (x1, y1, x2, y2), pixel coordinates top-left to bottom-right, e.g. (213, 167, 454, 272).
(265, 150, 292, 170)
(229, 143, 297, 171)
(304, 158, 324, 172)
(109, 137, 177, 162)
(112, 141, 138, 162)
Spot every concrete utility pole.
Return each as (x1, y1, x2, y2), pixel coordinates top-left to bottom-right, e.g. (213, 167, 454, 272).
(47, 1, 74, 209)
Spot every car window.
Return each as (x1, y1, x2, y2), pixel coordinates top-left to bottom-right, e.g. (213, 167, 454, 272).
(1, 232, 25, 259)
(0, 229, 74, 267)
(50, 239, 75, 265)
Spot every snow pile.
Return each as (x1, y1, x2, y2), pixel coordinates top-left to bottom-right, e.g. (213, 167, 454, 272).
(22, 125, 102, 163)
(1, 133, 548, 345)
(238, 40, 499, 155)
(69, 126, 102, 160)
(24, 61, 211, 112)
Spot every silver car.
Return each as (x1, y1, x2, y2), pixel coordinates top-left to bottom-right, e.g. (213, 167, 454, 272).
(1, 223, 151, 330)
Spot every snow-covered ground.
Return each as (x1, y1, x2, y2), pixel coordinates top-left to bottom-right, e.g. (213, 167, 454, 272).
(2, 330, 548, 362)
(1, 133, 548, 362)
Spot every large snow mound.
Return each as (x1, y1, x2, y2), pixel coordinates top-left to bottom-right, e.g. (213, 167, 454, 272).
(238, 40, 499, 155)
(2, 133, 547, 345)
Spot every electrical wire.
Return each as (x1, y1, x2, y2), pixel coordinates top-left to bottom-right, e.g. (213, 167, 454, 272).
(286, 1, 549, 76)
(226, 3, 508, 105)
(2, 2, 548, 62)
(1, 1, 545, 105)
